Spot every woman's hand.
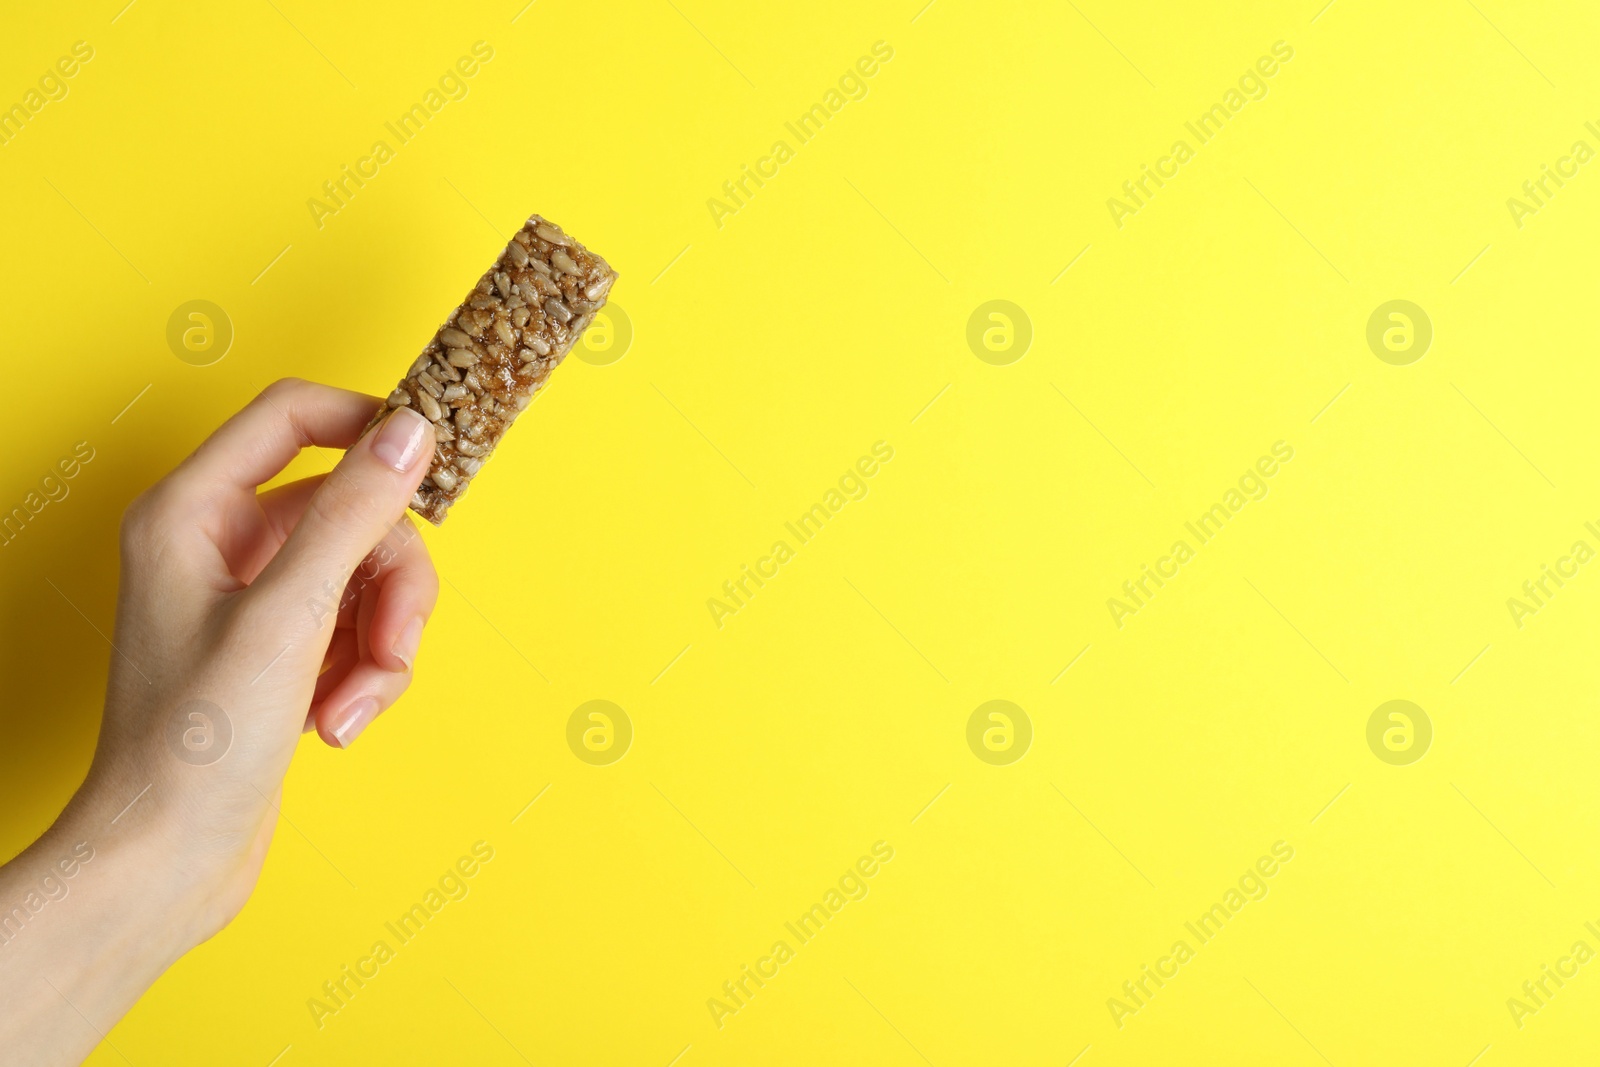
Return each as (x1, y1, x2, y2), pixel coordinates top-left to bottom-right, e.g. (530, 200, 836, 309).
(0, 379, 439, 1065)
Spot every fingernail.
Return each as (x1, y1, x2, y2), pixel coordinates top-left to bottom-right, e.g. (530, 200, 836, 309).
(328, 697, 381, 748)
(371, 408, 431, 472)
(392, 617, 423, 673)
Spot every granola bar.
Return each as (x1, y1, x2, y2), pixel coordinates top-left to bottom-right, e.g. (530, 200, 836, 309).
(373, 214, 617, 524)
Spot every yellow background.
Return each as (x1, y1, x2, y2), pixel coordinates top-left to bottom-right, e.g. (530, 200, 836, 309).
(2, 0, 1599, 1062)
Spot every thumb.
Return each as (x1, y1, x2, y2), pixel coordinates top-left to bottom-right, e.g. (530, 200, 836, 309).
(248, 406, 433, 617)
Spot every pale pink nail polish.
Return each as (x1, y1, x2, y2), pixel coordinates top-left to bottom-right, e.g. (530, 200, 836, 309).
(328, 697, 381, 748)
(393, 618, 423, 672)
(372, 408, 430, 471)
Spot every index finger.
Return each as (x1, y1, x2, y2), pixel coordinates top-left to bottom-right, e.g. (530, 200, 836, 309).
(169, 378, 381, 503)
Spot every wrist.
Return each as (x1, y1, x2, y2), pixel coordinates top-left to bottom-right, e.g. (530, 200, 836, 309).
(45, 774, 222, 958)
(0, 793, 207, 1064)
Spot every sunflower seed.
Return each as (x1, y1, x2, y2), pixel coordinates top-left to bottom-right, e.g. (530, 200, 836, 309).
(418, 391, 443, 421)
(417, 370, 442, 397)
(535, 222, 570, 246)
(506, 241, 529, 267)
(439, 327, 471, 348)
(446, 347, 479, 367)
(468, 293, 498, 310)
(551, 249, 580, 275)
(494, 317, 515, 347)
(432, 359, 461, 382)
(494, 272, 511, 299)
(526, 336, 551, 356)
(456, 438, 486, 456)
(431, 466, 458, 491)
(544, 298, 573, 323)
(443, 383, 468, 401)
(511, 306, 530, 328)
(456, 456, 482, 476)
(528, 258, 552, 276)
(387, 389, 411, 407)
(433, 420, 455, 441)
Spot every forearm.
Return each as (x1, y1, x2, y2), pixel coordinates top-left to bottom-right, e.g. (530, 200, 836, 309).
(0, 801, 200, 1066)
